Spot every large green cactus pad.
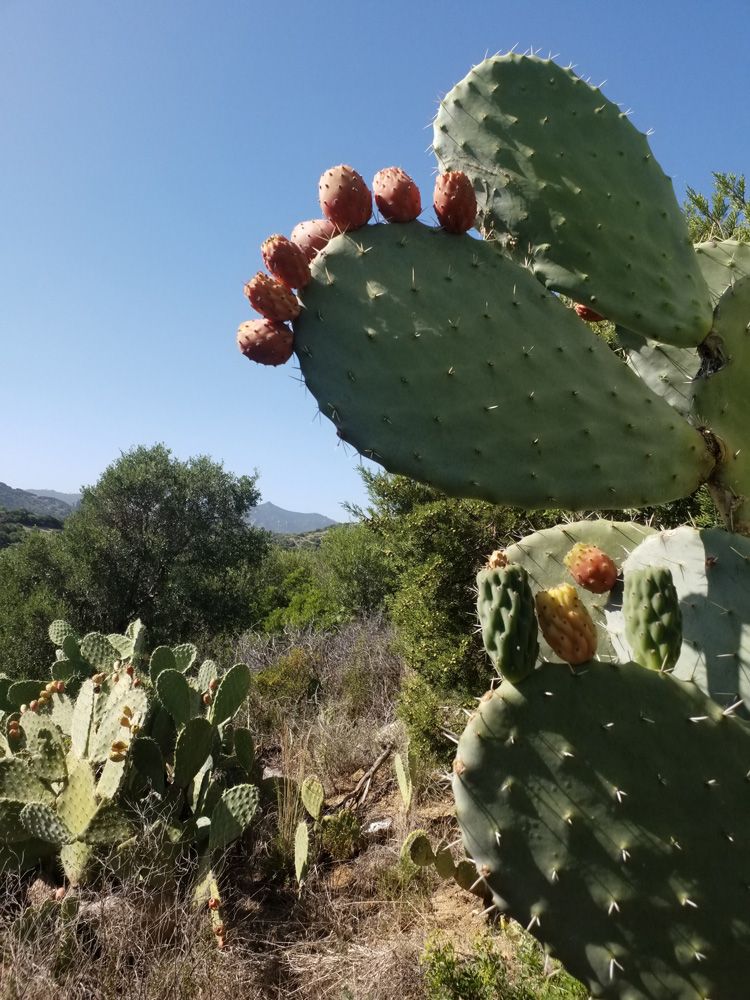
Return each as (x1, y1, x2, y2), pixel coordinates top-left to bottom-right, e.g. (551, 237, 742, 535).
(694, 239, 750, 302)
(454, 663, 750, 997)
(294, 223, 713, 509)
(432, 53, 712, 347)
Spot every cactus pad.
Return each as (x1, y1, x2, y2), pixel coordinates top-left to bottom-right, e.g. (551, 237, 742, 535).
(433, 54, 712, 347)
(208, 784, 259, 852)
(210, 663, 251, 726)
(454, 662, 750, 997)
(294, 223, 713, 510)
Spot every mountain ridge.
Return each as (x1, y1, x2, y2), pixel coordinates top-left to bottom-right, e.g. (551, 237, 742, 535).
(0, 483, 338, 535)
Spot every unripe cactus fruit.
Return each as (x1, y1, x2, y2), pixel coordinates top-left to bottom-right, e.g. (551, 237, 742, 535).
(477, 563, 539, 682)
(563, 543, 618, 594)
(372, 167, 422, 222)
(318, 165, 372, 232)
(29, 700, 38, 712)
(19, 705, 28, 715)
(261, 234, 312, 290)
(207, 898, 220, 910)
(623, 566, 683, 671)
(290, 218, 338, 262)
(535, 584, 597, 664)
(433, 171, 477, 233)
(202, 692, 212, 706)
(243, 272, 301, 321)
(236, 319, 294, 366)
(573, 302, 605, 323)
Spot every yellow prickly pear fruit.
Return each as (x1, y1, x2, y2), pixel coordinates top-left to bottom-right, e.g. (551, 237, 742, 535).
(109, 750, 127, 763)
(110, 740, 128, 753)
(535, 584, 597, 665)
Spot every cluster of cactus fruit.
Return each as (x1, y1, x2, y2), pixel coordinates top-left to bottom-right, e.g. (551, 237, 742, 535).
(243, 47, 750, 997)
(236, 164, 478, 367)
(0, 618, 260, 948)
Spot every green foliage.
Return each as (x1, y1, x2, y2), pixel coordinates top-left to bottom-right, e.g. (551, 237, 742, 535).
(0, 509, 63, 550)
(320, 808, 361, 860)
(0, 532, 71, 677)
(0, 446, 269, 678)
(317, 523, 395, 617)
(685, 172, 749, 243)
(396, 674, 469, 769)
(421, 932, 586, 1000)
(249, 647, 321, 730)
(258, 548, 343, 633)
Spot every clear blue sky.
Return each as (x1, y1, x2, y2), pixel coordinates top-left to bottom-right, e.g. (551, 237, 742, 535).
(2, 0, 747, 520)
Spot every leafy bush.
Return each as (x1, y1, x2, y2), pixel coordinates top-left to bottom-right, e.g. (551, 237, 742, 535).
(321, 809, 361, 860)
(396, 673, 470, 770)
(421, 931, 587, 1000)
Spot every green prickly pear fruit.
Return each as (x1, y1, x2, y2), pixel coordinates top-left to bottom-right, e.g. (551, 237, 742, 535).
(290, 218, 337, 261)
(243, 272, 300, 321)
(261, 234, 311, 290)
(563, 543, 618, 594)
(236, 319, 294, 366)
(623, 566, 683, 672)
(535, 584, 597, 665)
(318, 164, 372, 232)
(476, 562, 539, 682)
(372, 167, 422, 222)
(433, 171, 476, 233)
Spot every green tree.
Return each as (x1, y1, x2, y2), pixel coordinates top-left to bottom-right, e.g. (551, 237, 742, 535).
(0, 531, 70, 676)
(0, 445, 270, 674)
(684, 172, 749, 243)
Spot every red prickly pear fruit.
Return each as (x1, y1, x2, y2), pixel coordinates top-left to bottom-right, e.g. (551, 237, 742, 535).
(261, 235, 312, 290)
(125, 665, 134, 677)
(55, 680, 65, 694)
(236, 319, 294, 367)
(573, 303, 605, 323)
(563, 543, 618, 594)
(372, 167, 422, 222)
(202, 691, 212, 705)
(433, 171, 477, 233)
(207, 898, 220, 911)
(244, 272, 300, 322)
(290, 218, 338, 262)
(208, 678, 218, 692)
(318, 165, 372, 232)
(54, 887, 66, 901)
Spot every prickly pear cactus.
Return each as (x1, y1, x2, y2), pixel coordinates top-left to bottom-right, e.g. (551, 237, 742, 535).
(454, 662, 750, 998)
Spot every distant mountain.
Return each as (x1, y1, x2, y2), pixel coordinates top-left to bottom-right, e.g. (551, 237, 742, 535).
(0, 483, 74, 519)
(249, 501, 339, 534)
(26, 489, 81, 509)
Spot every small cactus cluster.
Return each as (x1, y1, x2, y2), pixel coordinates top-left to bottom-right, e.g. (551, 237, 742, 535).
(0, 618, 261, 948)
